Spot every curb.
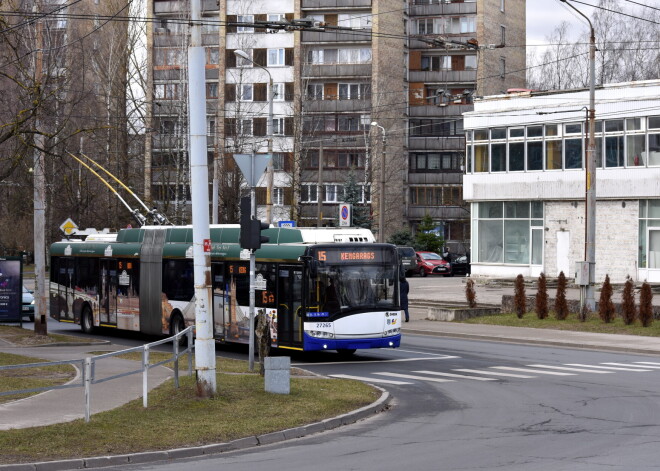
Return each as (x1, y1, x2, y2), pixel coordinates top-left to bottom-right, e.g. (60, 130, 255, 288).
(0, 387, 391, 471)
(401, 327, 660, 356)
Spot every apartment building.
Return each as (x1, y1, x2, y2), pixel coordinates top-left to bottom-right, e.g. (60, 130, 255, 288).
(146, 0, 525, 243)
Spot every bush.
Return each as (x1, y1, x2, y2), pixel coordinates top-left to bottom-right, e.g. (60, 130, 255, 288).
(554, 271, 569, 320)
(465, 278, 477, 308)
(598, 274, 615, 323)
(514, 274, 526, 319)
(535, 272, 548, 319)
(621, 276, 636, 326)
(639, 282, 654, 327)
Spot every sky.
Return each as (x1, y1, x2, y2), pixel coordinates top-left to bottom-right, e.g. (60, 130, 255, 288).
(526, 0, 597, 48)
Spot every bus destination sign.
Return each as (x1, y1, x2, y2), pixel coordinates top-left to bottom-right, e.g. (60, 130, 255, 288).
(313, 248, 390, 264)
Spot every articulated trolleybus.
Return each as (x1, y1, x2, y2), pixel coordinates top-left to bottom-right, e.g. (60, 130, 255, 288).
(49, 225, 402, 354)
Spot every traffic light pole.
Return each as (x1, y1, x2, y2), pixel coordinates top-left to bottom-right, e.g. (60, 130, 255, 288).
(248, 184, 256, 372)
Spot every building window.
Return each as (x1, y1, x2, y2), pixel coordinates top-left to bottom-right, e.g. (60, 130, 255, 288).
(273, 188, 284, 206)
(410, 152, 462, 173)
(207, 47, 219, 65)
(206, 82, 218, 98)
(272, 83, 285, 101)
(239, 119, 252, 136)
(272, 118, 285, 135)
(420, 55, 451, 71)
(272, 153, 285, 170)
(465, 55, 477, 70)
(239, 84, 253, 101)
(338, 83, 370, 100)
(267, 13, 285, 32)
(237, 15, 254, 33)
(154, 83, 178, 100)
(267, 48, 285, 66)
(306, 83, 323, 100)
(236, 49, 253, 67)
(325, 184, 344, 203)
(475, 201, 543, 264)
(338, 13, 372, 29)
(301, 184, 318, 203)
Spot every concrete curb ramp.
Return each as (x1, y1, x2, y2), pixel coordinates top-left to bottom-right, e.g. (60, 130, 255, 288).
(0, 388, 390, 471)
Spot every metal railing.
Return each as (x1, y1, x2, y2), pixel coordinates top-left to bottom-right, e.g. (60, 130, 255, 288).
(0, 326, 194, 422)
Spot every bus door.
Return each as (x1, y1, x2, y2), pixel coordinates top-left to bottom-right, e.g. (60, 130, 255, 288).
(211, 262, 226, 339)
(99, 259, 118, 326)
(276, 265, 303, 349)
(53, 257, 75, 321)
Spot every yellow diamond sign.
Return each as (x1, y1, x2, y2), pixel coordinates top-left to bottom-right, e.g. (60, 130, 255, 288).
(59, 218, 78, 235)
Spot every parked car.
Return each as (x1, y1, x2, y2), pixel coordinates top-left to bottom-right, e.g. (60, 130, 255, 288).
(396, 246, 417, 277)
(22, 286, 35, 322)
(414, 251, 452, 277)
(449, 254, 470, 276)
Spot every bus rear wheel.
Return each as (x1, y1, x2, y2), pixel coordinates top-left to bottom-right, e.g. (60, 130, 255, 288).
(81, 307, 95, 335)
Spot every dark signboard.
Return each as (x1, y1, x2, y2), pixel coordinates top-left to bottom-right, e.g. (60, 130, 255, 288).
(0, 257, 22, 322)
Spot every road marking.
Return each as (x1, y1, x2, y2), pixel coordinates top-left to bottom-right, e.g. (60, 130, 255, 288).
(329, 374, 412, 385)
(602, 362, 660, 369)
(452, 368, 535, 378)
(295, 355, 458, 366)
(527, 364, 613, 374)
(372, 372, 454, 383)
(413, 370, 496, 381)
(566, 363, 653, 372)
(490, 366, 576, 376)
(634, 362, 660, 367)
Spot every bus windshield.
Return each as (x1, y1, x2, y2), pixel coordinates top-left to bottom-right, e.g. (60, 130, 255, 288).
(306, 245, 399, 316)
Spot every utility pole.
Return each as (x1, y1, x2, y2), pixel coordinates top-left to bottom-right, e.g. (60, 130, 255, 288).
(370, 122, 386, 243)
(317, 142, 323, 227)
(561, 0, 597, 312)
(33, 1, 47, 336)
(188, 0, 216, 396)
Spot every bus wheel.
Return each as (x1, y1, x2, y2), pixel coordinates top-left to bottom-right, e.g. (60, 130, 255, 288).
(170, 313, 187, 347)
(337, 348, 356, 358)
(81, 307, 95, 335)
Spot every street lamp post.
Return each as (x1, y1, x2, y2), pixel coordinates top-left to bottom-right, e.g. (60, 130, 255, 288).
(234, 50, 274, 224)
(560, 0, 597, 313)
(370, 122, 386, 243)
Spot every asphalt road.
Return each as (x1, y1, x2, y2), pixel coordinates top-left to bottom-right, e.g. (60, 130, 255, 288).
(86, 333, 660, 471)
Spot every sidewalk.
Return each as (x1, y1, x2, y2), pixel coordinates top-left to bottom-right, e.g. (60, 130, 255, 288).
(0, 343, 173, 430)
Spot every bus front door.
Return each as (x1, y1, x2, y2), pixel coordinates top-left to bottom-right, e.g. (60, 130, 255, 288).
(276, 265, 303, 350)
(54, 257, 75, 321)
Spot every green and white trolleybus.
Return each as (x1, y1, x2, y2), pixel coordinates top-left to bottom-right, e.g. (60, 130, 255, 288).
(49, 225, 402, 353)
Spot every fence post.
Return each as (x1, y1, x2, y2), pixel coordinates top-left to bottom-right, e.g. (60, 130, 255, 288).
(187, 329, 193, 376)
(84, 358, 92, 423)
(173, 333, 180, 388)
(143, 345, 150, 408)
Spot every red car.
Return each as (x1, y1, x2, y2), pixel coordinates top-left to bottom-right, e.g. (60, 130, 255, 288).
(413, 251, 452, 277)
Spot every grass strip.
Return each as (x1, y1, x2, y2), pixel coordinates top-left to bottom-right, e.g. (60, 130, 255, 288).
(461, 311, 660, 336)
(0, 352, 77, 404)
(0, 372, 377, 464)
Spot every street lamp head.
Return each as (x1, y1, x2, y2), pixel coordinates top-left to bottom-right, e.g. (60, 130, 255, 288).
(234, 49, 250, 60)
(370, 121, 378, 127)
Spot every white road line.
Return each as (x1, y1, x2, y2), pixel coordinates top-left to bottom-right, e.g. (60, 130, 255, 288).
(329, 374, 412, 385)
(491, 366, 576, 376)
(566, 363, 653, 372)
(413, 370, 496, 381)
(452, 368, 535, 379)
(635, 362, 660, 366)
(527, 364, 613, 374)
(603, 362, 660, 369)
(295, 356, 459, 366)
(372, 372, 455, 383)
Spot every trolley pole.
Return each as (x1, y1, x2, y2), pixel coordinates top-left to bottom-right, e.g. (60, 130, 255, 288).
(188, 0, 216, 396)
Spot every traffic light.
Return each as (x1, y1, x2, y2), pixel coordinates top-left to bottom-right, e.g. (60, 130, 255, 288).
(239, 196, 270, 250)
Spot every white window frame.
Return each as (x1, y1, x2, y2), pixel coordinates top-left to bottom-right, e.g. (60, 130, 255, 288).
(239, 83, 253, 101)
(301, 184, 318, 203)
(239, 119, 253, 136)
(267, 13, 285, 32)
(307, 83, 323, 100)
(325, 184, 344, 203)
(272, 83, 285, 101)
(235, 49, 253, 67)
(267, 48, 285, 66)
(272, 118, 285, 136)
(273, 188, 284, 206)
(237, 15, 254, 33)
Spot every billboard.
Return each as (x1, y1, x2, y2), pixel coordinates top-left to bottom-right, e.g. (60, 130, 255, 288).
(0, 257, 22, 322)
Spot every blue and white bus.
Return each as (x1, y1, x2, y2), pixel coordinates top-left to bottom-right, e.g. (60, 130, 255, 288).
(49, 225, 402, 355)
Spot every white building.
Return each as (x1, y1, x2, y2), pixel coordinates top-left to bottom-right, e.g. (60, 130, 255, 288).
(463, 80, 660, 283)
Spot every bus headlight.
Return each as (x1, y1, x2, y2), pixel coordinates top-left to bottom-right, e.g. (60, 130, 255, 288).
(383, 328, 400, 337)
(308, 330, 335, 339)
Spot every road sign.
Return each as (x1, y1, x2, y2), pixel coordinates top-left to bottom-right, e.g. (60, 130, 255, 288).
(59, 218, 78, 235)
(339, 203, 351, 227)
(234, 154, 272, 187)
(278, 221, 296, 228)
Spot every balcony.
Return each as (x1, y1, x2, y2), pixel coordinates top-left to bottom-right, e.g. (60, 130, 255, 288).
(408, 2, 477, 17)
(302, 0, 372, 8)
(303, 63, 372, 78)
(407, 205, 469, 221)
(301, 134, 368, 149)
(409, 70, 476, 84)
(303, 99, 371, 113)
(408, 136, 465, 151)
(408, 104, 473, 118)
(408, 172, 463, 185)
(302, 30, 371, 43)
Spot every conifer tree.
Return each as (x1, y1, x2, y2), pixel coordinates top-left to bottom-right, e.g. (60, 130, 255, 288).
(621, 276, 636, 326)
(535, 272, 548, 319)
(598, 274, 615, 323)
(639, 282, 654, 327)
(514, 274, 526, 319)
(554, 271, 569, 320)
(465, 278, 477, 308)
